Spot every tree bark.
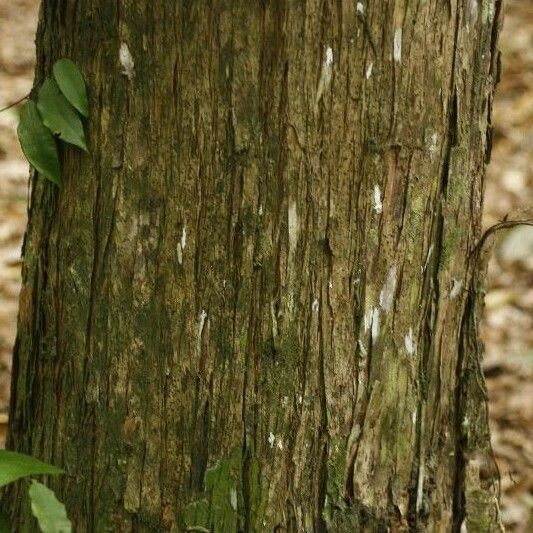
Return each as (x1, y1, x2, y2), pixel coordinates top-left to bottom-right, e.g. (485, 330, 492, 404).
(3, 0, 503, 531)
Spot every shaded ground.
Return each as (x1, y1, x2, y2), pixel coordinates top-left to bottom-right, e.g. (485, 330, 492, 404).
(0, 1, 531, 529)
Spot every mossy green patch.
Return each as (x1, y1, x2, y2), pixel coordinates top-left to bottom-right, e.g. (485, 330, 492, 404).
(180, 447, 243, 532)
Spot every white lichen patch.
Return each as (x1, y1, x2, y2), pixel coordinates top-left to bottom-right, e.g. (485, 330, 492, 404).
(268, 432, 275, 448)
(325, 46, 334, 66)
(180, 225, 187, 250)
(177, 225, 187, 265)
(393, 28, 402, 64)
(428, 132, 438, 159)
(371, 307, 380, 340)
(379, 266, 397, 312)
(404, 327, 416, 355)
(230, 488, 238, 511)
(449, 278, 463, 299)
(416, 461, 425, 512)
(366, 62, 373, 79)
(372, 184, 383, 214)
(316, 46, 334, 107)
(119, 42, 135, 79)
(412, 410, 417, 425)
(356, 2, 364, 15)
(364, 308, 373, 332)
(312, 298, 320, 313)
(288, 202, 299, 253)
(197, 309, 207, 354)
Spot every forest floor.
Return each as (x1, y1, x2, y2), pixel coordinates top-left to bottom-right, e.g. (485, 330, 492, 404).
(0, 0, 531, 530)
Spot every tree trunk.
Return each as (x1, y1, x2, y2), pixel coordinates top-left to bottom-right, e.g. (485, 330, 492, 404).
(4, 0, 503, 531)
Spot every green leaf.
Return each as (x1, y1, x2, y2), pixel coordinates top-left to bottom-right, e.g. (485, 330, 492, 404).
(28, 481, 72, 533)
(52, 58, 89, 118)
(37, 78, 88, 152)
(17, 101, 61, 186)
(0, 450, 64, 488)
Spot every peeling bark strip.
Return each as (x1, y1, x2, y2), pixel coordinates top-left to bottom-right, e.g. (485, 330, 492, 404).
(4, 0, 503, 531)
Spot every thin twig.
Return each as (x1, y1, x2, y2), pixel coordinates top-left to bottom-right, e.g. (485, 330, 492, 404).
(0, 92, 30, 113)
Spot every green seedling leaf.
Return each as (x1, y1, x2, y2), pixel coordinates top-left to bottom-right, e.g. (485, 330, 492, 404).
(53, 58, 89, 117)
(37, 78, 88, 152)
(0, 450, 64, 488)
(29, 481, 72, 533)
(17, 100, 61, 186)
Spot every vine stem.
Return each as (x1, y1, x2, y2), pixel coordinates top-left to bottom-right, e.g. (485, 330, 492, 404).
(469, 217, 533, 261)
(0, 93, 30, 113)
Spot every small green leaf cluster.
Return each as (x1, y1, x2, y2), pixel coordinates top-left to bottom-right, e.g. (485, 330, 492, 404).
(17, 58, 89, 186)
(0, 450, 71, 532)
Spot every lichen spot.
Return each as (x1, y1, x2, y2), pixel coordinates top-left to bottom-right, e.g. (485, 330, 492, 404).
(449, 278, 463, 299)
(366, 62, 373, 79)
(325, 46, 334, 66)
(197, 310, 207, 354)
(379, 266, 397, 312)
(312, 298, 320, 313)
(180, 225, 187, 250)
(393, 28, 402, 64)
(230, 488, 238, 511)
(288, 202, 299, 252)
(356, 2, 364, 15)
(428, 132, 438, 159)
(119, 42, 135, 79)
(371, 307, 380, 340)
(372, 184, 383, 214)
(177, 225, 187, 265)
(268, 432, 275, 448)
(364, 309, 373, 332)
(315, 47, 334, 107)
(404, 327, 416, 355)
